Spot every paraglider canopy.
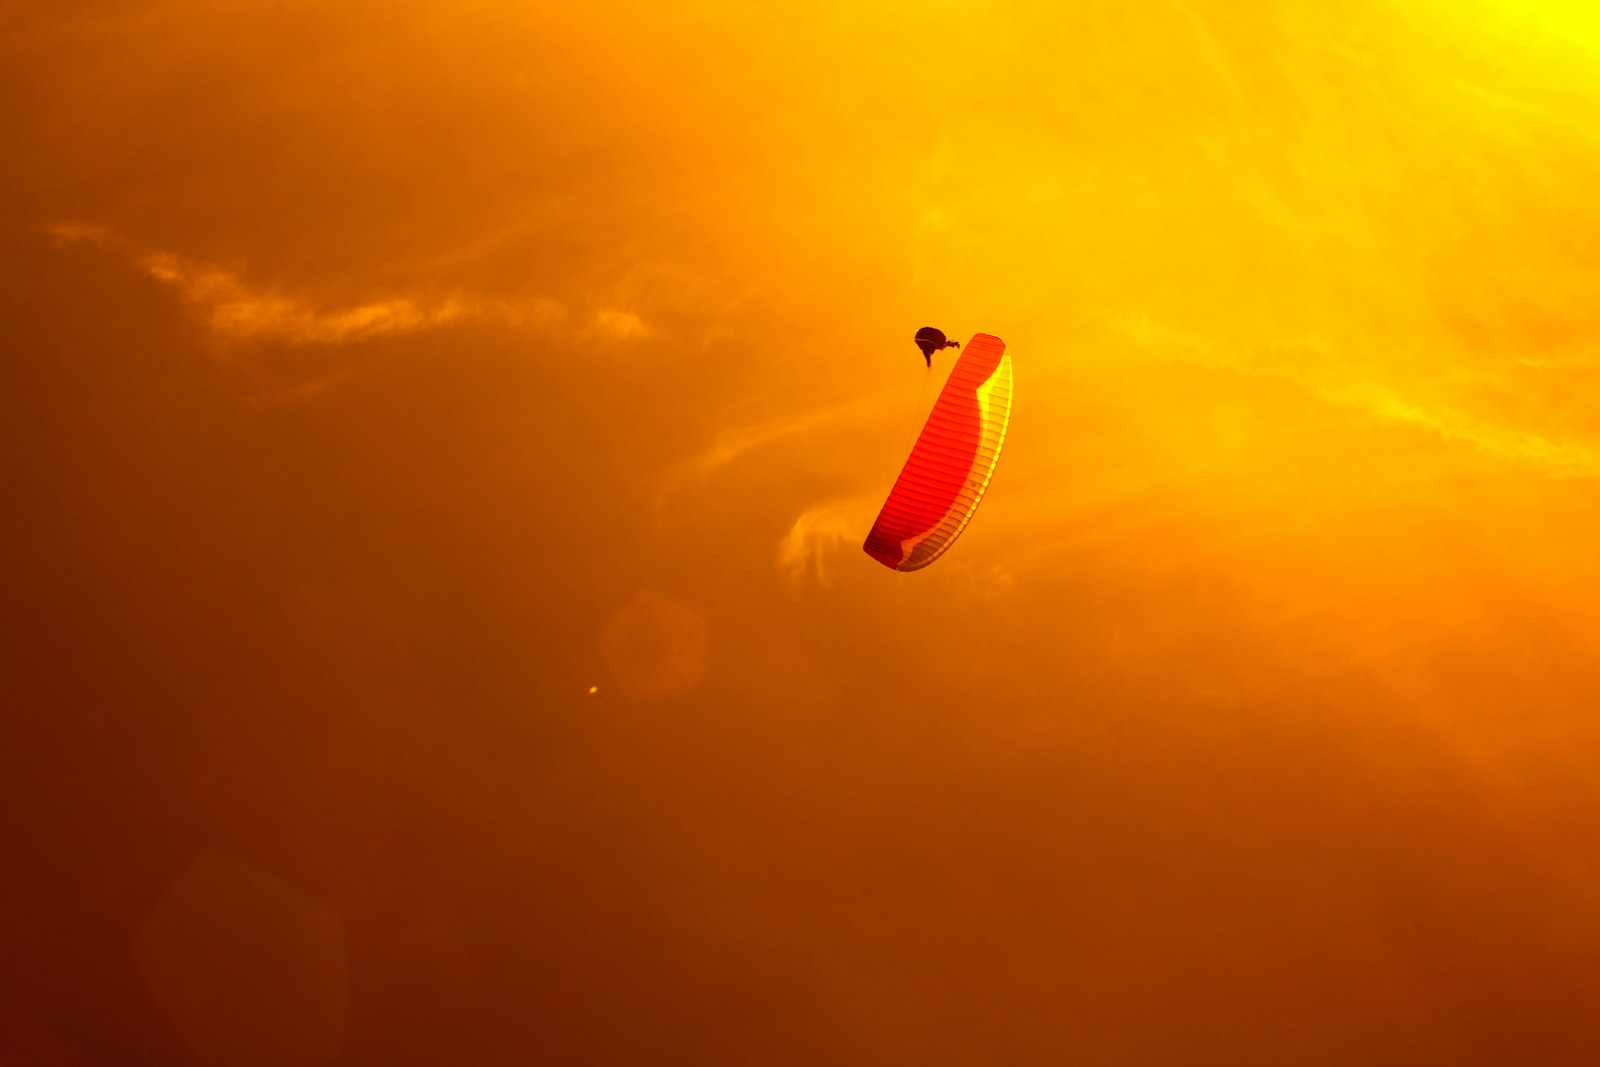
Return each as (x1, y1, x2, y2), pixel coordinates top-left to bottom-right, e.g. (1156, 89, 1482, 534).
(864, 333, 1012, 571)
(914, 326, 960, 366)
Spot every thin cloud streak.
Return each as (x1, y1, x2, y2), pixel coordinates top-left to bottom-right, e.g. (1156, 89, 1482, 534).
(47, 223, 568, 345)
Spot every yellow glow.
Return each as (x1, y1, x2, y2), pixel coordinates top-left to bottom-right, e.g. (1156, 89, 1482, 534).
(1473, 0, 1600, 51)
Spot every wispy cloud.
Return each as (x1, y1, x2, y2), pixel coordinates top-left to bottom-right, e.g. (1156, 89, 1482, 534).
(1109, 313, 1600, 479)
(778, 498, 874, 588)
(591, 309, 652, 341)
(47, 223, 567, 345)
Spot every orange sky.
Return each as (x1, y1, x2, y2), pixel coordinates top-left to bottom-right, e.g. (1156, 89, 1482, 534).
(8, 1, 1600, 1063)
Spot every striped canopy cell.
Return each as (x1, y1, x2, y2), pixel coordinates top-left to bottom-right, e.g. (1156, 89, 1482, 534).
(863, 334, 1012, 572)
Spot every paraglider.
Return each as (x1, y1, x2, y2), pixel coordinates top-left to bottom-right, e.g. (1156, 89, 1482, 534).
(913, 326, 960, 367)
(864, 333, 1012, 572)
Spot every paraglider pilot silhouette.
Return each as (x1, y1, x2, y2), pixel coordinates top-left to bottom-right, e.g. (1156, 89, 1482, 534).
(914, 326, 960, 367)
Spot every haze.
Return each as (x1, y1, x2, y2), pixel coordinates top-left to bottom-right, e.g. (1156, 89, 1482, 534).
(7, 1, 1600, 1063)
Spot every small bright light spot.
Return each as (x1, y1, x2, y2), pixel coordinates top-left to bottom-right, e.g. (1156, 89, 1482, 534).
(587, 686, 598, 695)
